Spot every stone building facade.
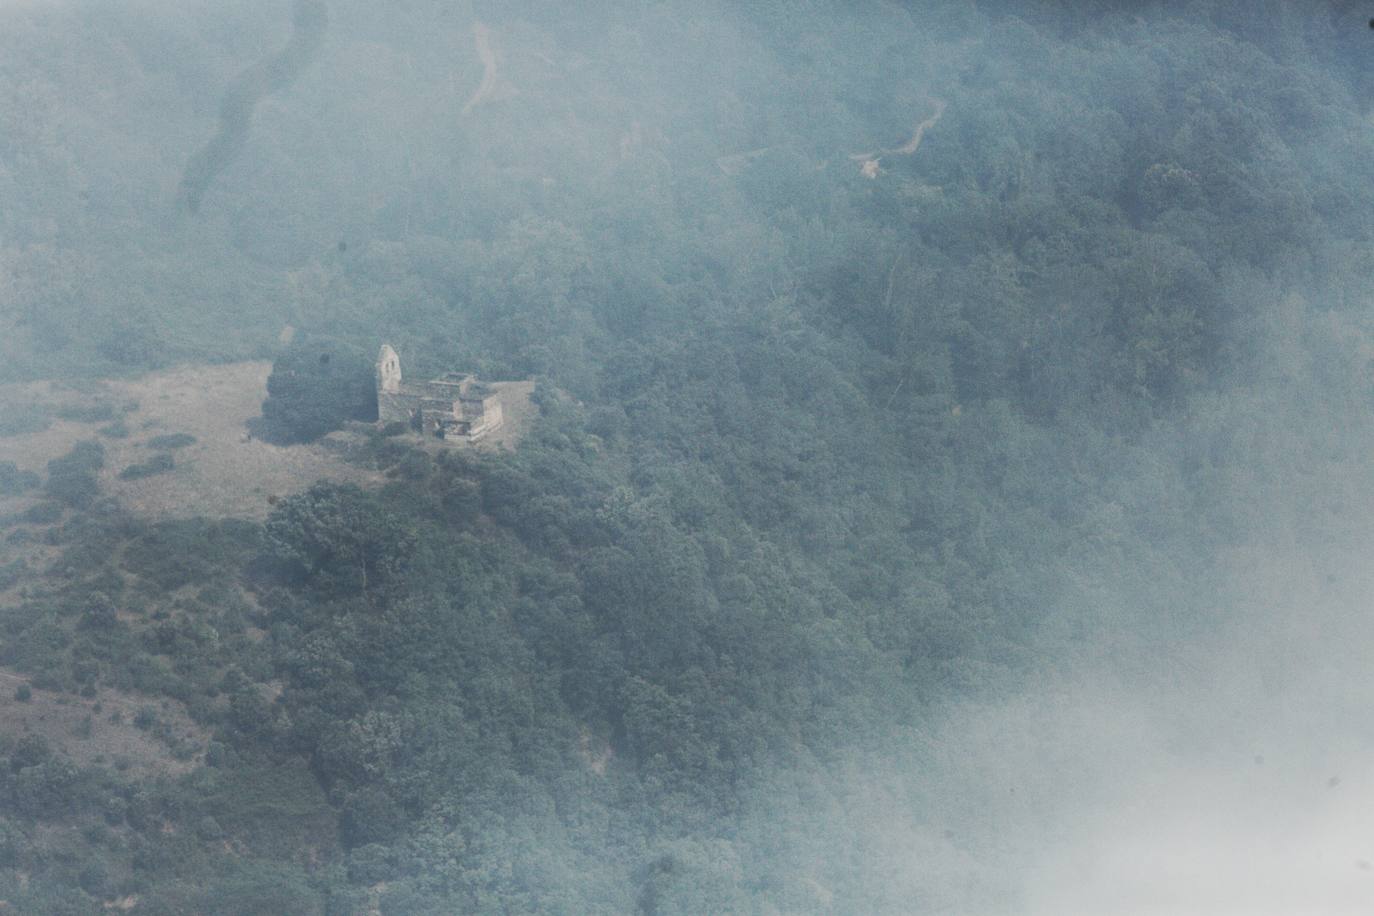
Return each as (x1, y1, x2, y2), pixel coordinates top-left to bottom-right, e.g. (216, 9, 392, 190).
(376, 344, 503, 441)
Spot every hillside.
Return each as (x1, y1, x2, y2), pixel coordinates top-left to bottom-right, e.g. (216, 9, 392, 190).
(2, 1, 1374, 913)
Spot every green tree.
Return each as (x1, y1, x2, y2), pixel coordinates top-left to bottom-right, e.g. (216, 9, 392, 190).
(259, 339, 377, 444)
(264, 484, 417, 599)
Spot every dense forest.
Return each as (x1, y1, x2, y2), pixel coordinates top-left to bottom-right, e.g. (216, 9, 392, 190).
(3, 1, 1374, 912)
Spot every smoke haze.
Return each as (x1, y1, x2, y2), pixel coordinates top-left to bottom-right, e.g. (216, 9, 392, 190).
(2, 1, 1374, 912)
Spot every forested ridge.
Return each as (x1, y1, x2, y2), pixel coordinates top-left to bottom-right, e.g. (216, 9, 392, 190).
(2, 1, 1374, 912)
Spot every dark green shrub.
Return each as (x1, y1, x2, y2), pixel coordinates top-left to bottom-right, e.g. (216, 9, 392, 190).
(56, 403, 116, 423)
(11, 733, 50, 769)
(347, 844, 397, 884)
(45, 441, 104, 507)
(51, 440, 104, 472)
(197, 862, 324, 916)
(119, 453, 175, 480)
(0, 461, 40, 495)
(97, 419, 130, 439)
(44, 470, 99, 507)
(0, 404, 53, 437)
(78, 861, 114, 898)
(395, 450, 431, 480)
(0, 820, 21, 865)
(440, 477, 482, 523)
(79, 592, 119, 630)
(101, 795, 127, 826)
(147, 433, 196, 450)
(97, 319, 163, 368)
(339, 787, 407, 848)
(0, 560, 24, 590)
(21, 502, 63, 524)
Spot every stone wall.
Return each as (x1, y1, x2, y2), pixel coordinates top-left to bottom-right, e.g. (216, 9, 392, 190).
(375, 343, 504, 442)
(377, 389, 424, 425)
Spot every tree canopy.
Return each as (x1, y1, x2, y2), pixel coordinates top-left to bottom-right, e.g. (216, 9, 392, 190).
(0, 1, 1372, 911)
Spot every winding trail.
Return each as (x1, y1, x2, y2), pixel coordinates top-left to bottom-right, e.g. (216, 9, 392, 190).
(889, 98, 947, 155)
(850, 97, 947, 178)
(462, 22, 498, 115)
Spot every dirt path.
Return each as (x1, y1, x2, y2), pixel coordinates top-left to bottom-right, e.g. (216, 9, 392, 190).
(888, 98, 947, 155)
(716, 147, 774, 176)
(462, 22, 499, 115)
(850, 97, 947, 177)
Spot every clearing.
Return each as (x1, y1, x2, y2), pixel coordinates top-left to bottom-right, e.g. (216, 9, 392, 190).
(0, 361, 537, 522)
(0, 667, 207, 777)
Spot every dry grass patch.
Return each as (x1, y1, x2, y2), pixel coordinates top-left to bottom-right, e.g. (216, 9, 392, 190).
(0, 362, 384, 521)
(0, 668, 206, 777)
(0, 362, 539, 522)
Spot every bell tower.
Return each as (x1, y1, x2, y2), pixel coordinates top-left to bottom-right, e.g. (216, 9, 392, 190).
(376, 343, 401, 394)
